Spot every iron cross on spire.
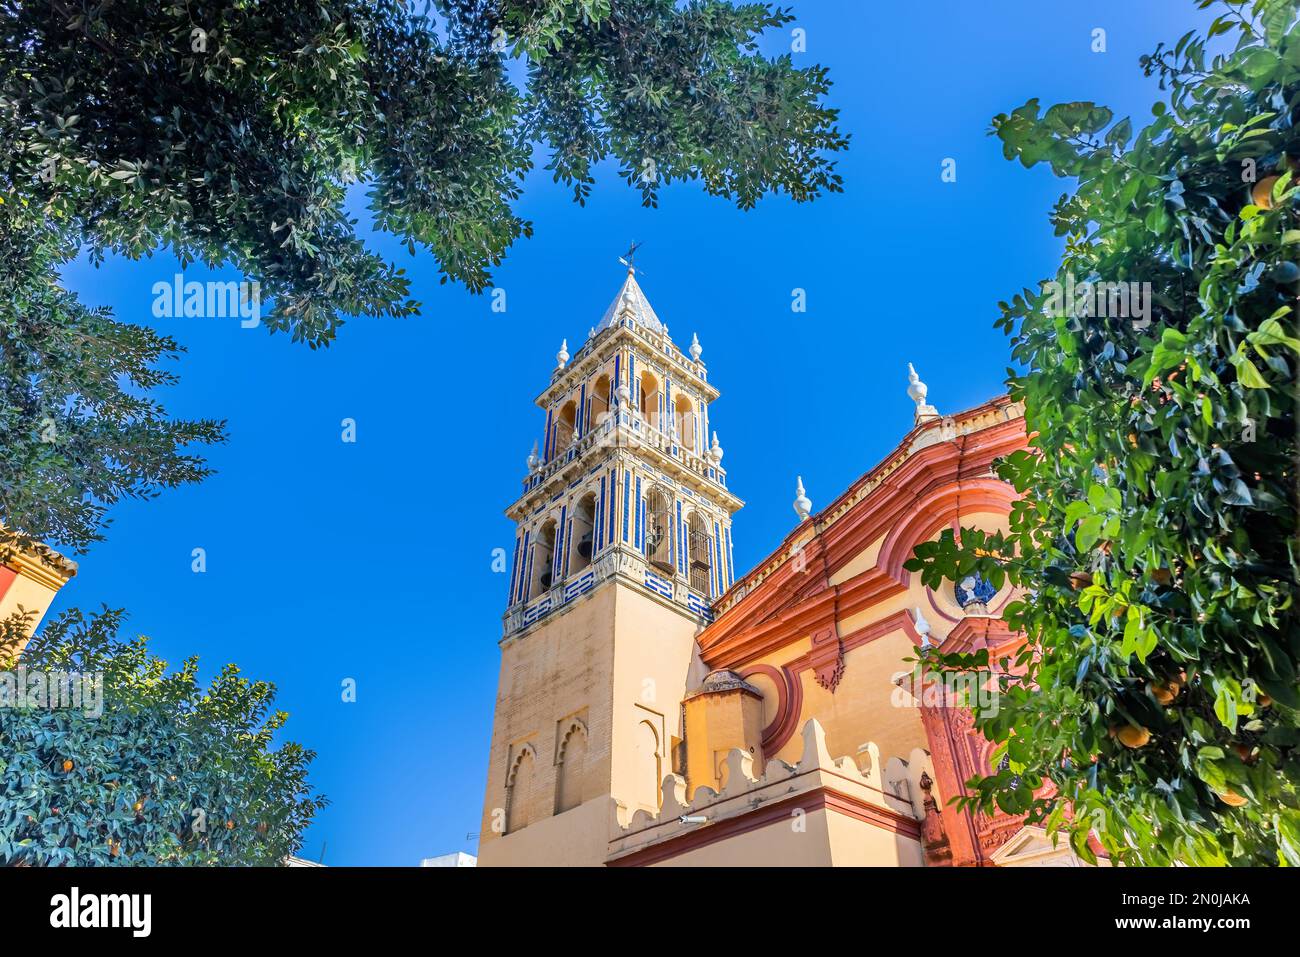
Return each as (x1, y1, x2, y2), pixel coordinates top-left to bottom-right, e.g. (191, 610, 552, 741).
(618, 240, 644, 274)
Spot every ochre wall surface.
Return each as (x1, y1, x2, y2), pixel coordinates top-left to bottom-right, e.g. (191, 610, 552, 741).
(479, 580, 706, 866)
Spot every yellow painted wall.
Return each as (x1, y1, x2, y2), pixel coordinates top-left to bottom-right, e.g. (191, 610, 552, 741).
(479, 579, 705, 866)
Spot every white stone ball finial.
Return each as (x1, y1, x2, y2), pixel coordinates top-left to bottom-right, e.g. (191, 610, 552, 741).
(907, 362, 939, 423)
(793, 476, 812, 522)
(913, 607, 932, 650)
(690, 332, 703, 362)
(556, 339, 569, 370)
(709, 431, 724, 464)
(619, 290, 637, 320)
(907, 362, 927, 404)
(527, 440, 539, 471)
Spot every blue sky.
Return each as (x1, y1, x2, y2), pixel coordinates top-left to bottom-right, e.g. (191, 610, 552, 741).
(51, 0, 1205, 865)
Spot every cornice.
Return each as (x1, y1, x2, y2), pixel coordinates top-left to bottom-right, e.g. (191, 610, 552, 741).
(710, 398, 1024, 618)
(4, 544, 78, 590)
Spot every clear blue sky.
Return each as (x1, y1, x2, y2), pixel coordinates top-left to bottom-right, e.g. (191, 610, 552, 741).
(52, 0, 1203, 865)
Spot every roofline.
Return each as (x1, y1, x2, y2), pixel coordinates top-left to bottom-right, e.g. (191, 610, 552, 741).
(712, 394, 1021, 610)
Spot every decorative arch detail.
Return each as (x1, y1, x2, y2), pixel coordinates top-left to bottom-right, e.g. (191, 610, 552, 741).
(877, 479, 1017, 586)
(554, 719, 589, 814)
(556, 717, 588, 762)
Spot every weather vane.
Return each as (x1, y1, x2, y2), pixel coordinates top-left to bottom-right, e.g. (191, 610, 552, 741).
(618, 240, 644, 273)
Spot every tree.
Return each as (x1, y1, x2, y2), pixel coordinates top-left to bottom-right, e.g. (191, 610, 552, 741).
(908, 0, 1300, 866)
(0, 607, 325, 865)
(1, 0, 846, 554)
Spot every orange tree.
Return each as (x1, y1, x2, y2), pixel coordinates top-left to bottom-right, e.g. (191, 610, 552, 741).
(907, 0, 1300, 865)
(0, 608, 325, 865)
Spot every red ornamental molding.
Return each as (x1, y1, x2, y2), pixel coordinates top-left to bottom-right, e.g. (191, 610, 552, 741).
(738, 663, 803, 755)
(700, 408, 1026, 670)
(876, 477, 1019, 586)
(809, 625, 843, 693)
(739, 610, 924, 756)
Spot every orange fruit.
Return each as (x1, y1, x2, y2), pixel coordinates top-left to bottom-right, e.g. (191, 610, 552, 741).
(1117, 725, 1151, 748)
(61, 759, 73, 773)
(1252, 175, 1280, 209)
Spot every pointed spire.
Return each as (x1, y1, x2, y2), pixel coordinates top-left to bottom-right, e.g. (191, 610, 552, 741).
(527, 440, 539, 471)
(709, 431, 724, 465)
(907, 362, 938, 424)
(793, 476, 812, 522)
(690, 332, 703, 362)
(556, 338, 569, 370)
(596, 269, 664, 335)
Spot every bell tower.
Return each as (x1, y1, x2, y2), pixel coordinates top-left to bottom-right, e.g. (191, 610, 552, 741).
(477, 266, 742, 866)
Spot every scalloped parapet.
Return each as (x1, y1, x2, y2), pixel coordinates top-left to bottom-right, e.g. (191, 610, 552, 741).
(607, 719, 936, 860)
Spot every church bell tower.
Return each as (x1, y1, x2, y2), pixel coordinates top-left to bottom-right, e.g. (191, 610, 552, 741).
(477, 265, 742, 866)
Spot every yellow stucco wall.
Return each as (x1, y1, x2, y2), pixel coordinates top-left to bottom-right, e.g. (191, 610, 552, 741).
(478, 579, 706, 866)
(683, 688, 764, 796)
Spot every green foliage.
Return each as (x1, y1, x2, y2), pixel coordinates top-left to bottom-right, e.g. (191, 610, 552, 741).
(906, 0, 1300, 866)
(1, 0, 845, 552)
(0, 608, 325, 865)
(0, 223, 227, 560)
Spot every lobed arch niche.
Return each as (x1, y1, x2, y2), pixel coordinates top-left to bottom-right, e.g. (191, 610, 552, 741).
(505, 743, 538, 833)
(554, 718, 590, 814)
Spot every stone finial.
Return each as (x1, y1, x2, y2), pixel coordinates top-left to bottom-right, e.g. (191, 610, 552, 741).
(689, 332, 703, 362)
(908, 362, 939, 423)
(793, 475, 812, 522)
(913, 606, 932, 649)
(660, 774, 689, 819)
(526, 440, 539, 471)
(798, 718, 835, 771)
(719, 749, 758, 797)
(556, 339, 569, 370)
(709, 431, 724, 465)
(618, 290, 637, 320)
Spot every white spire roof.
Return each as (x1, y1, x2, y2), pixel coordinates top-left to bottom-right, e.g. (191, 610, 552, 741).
(595, 269, 665, 336)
